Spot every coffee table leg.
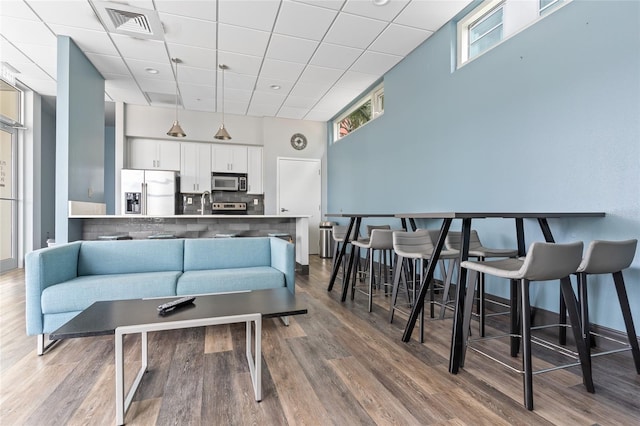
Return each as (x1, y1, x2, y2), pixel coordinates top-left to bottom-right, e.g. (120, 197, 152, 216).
(116, 330, 149, 425)
(245, 315, 262, 401)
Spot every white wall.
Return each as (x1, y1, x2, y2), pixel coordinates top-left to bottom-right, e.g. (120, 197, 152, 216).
(121, 104, 327, 217)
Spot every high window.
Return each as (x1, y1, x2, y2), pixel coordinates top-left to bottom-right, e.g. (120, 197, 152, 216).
(457, 0, 569, 68)
(333, 83, 384, 142)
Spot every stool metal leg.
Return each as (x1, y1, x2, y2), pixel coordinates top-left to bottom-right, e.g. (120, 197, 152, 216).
(520, 279, 534, 410)
(612, 271, 640, 373)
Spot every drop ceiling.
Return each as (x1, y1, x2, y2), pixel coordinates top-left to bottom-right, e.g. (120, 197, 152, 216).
(0, 0, 471, 122)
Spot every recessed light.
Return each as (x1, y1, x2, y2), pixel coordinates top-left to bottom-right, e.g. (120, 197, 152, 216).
(372, 0, 390, 5)
(145, 67, 159, 74)
(270, 84, 281, 90)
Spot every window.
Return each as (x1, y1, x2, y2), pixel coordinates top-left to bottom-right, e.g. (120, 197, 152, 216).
(333, 83, 384, 141)
(469, 5, 504, 60)
(457, 0, 570, 68)
(0, 79, 22, 126)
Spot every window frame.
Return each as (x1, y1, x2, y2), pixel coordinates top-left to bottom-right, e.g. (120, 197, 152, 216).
(333, 82, 384, 142)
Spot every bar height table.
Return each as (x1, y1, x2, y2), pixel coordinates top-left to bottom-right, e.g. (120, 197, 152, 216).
(325, 213, 410, 302)
(394, 212, 605, 375)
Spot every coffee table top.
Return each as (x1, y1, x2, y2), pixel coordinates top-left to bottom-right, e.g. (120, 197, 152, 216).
(50, 288, 307, 340)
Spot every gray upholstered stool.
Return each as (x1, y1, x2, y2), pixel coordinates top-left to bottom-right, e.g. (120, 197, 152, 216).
(389, 229, 459, 342)
(350, 228, 394, 312)
(460, 241, 593, 410)
(446, 230, 518, 332)
(575, 239, 640, 372)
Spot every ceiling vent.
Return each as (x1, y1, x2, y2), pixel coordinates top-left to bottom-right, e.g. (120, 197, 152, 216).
(94, 1, 164, 41)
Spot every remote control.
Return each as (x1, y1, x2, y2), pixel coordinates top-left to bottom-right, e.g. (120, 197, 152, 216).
(157, 296, 196, 315)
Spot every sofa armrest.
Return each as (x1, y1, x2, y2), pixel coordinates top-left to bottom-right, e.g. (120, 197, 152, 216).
(25, 242, 82, 335)
(269, 237, 296, 294)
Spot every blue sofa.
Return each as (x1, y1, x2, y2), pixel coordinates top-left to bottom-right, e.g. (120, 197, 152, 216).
(25, 237, 295, 354)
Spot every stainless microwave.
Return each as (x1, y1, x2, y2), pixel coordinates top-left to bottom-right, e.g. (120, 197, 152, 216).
(211, 173, 247, 191)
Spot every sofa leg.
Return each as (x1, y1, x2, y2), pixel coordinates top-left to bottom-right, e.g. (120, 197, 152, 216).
(37, 334, 59, 356)
(280, 316, 290, 326)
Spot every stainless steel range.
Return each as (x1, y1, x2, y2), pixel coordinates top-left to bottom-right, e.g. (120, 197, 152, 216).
(211, 202, 247, 215)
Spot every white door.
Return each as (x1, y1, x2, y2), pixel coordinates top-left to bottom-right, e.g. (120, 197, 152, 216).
(277, 158, 321, 255)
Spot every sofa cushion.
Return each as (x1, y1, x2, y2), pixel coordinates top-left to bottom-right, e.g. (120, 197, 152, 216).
(176, 267, 285, 295)
(183, 237, 271, 271)
(41, 271, 181, 314)
(78, 239, 184, 275)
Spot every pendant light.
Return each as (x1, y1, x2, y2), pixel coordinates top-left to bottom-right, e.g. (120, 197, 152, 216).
(167, 58, 186, 138)
(214, 64, 231, 140)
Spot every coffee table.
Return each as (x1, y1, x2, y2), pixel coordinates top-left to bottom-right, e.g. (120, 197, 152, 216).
(50, 288, 307, 425)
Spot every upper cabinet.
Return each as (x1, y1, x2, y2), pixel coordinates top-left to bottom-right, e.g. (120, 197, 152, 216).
(180, 143, 211, 193)
(211, 144, 247, 173)
(128, 139, 180, 171)
(247, 146, 263, 194)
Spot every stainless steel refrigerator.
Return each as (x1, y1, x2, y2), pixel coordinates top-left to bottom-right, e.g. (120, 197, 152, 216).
(121, 169, 177, 215)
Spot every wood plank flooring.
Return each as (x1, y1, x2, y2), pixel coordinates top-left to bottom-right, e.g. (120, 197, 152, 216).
(1, 257, 640, 425)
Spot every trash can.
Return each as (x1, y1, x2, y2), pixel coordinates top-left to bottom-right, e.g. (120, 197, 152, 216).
(319, 221, 335, 258)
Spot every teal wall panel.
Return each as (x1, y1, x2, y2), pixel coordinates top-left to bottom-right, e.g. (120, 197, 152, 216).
(327, 1, 640, 332)
(55, 36, 105, 243)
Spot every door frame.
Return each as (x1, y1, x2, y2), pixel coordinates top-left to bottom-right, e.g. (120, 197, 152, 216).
(0, 124, 18, 271)
(276, 157, 322, 255)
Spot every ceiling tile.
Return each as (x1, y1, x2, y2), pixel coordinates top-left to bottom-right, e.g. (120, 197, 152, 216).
(298, 65, 343, 87)
(27, 0, 104, 31)
(154, 0, 216, 22)
(104, 79, 148, 104)
(324, 13, 387, 49)
(126, 58, 174, 81)
(221, 87, 253, 104)
(255, 76, 294, 93)
(136, 77, 174, 93)
(166, 43, 216, 70)
(304, 108, 334, 121)
(350, 50, 402, 75)
(251, 90, 286, 106)
(21, 78, 57, 96)
(85, 52, 130, 75)
(224, 99, 250, 115)
(395, 0, 472, 31)
(369, 23, 432, 57)
(183, 97, 215, 112)
(223, 72, 258, 91)
(1, 1, 40, 20)
(110, 35, 168, 62)
(260, 59, 305, 84)
(274, 1, 338, 41)
(219, 0, 280, 32)
(278, 105, 308, 119)
(309, 42, 362, 70)
(217, 51, 263, 76)
(177, 66, 216, 87)
(266, 34, 318, 64)
(341, 0, 410, 22)
(179, 83, 215, 100)
(335, 70, 379, 91)
(282, 94, 317, 109)
(0, 16, 56, 45)
(289, 81, 332, 99)
(291, 0, 346, 11)
(12, 42, 57, 77)
(218, 24, 270, 57)
(48, 25, 119, 56)
(159, 13, 216, 50)
(247, 103, 279, 117)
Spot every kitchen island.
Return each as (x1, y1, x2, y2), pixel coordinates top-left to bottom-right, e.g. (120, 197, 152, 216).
(69, 214, 310, 273)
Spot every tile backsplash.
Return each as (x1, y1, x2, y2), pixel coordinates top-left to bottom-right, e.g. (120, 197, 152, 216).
(180, 191, 264, 215)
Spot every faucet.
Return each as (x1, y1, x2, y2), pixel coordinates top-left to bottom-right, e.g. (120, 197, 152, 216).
(200, 191, 211, 215)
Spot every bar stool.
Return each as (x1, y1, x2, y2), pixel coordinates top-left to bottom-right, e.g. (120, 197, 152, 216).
(350, 229, 394, 312)
(389, 229, 459, 342)
(575, 239, 640, 372)
(445, 230, 518, 332)
(459, 241, 593, 410)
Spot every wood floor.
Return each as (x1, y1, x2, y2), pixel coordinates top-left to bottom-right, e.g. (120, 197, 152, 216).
(2, 256, 640, 425)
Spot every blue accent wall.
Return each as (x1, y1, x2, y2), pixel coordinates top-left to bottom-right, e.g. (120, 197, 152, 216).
(327, 1, 640, 333)
(55, 36, 105, 242)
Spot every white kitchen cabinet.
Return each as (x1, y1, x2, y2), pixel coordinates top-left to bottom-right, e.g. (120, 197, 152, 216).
(247, 146, 263, 194)
(211, 144, 247, 173)
(128, 138, 181, 171)
(180, 143, 211, 193)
